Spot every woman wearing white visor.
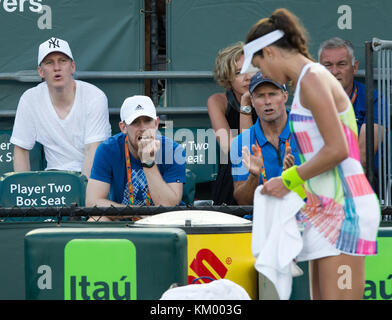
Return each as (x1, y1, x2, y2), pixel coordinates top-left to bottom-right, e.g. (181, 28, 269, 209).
(243, 8, 380, 300)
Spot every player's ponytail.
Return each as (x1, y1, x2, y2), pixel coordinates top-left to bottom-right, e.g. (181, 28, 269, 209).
(246, 8, 314, 60)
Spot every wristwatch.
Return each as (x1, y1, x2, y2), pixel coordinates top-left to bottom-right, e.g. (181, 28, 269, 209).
(141, 160, 155, 168)
(240, 105, 252, 114)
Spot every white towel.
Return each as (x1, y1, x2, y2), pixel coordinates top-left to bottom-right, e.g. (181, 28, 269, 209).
(160, 279, 251, 300)
(252, 185, 305, 300)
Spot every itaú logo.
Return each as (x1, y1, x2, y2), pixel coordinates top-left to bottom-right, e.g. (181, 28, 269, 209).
(64, 239, 137, 300)
(188, 248, 229, 284)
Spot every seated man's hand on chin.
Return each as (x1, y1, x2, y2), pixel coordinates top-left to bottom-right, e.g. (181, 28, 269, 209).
(137, 128, 161, 164)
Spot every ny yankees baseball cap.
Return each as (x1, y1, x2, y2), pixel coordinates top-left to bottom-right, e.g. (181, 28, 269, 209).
(38, 37, 74, 66)
(120, 95, 157, 125)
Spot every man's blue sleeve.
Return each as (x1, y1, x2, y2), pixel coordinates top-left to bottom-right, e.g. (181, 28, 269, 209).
(230, 136, 250, 182)
(90, 142, 113, 184)
(162, 144, 186, 184)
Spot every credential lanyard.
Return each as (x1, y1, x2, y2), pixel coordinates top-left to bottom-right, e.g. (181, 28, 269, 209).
(124, 136, 152, 205)
(256, 135, 291, 184)
(350, 84, 358, 105)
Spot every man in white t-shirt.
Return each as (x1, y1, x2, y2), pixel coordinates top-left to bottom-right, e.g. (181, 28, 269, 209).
(11, 37, 111, 178)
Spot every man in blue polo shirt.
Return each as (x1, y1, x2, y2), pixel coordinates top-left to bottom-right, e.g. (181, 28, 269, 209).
(230, 72, 300, 205)
(86, 95, 186, 220)
(318, 37, 382, 171)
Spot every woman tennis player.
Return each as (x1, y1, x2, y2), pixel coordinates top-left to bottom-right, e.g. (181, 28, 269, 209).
(242, 8, 380, 299)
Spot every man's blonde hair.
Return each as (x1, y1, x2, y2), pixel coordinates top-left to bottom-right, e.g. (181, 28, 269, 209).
(213, 41, 244, 90)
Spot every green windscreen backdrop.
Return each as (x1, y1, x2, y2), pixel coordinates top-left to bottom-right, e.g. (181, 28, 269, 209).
(0, 0, 145, 116)
(166, 0, 392, 107)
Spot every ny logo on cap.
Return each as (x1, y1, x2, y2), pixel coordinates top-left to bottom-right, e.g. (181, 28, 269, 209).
(48, 38, 60, 49)
(135, 105, 143, 111)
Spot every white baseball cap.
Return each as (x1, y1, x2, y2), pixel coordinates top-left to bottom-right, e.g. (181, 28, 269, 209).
(38, 37, 74, 66)
(120, 95, 157, 125)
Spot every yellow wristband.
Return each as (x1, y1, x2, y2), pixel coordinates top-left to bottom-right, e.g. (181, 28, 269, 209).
(281, 165, 305, 191)
(292, 185, 306, 200)
(282, 166, 306, 200)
